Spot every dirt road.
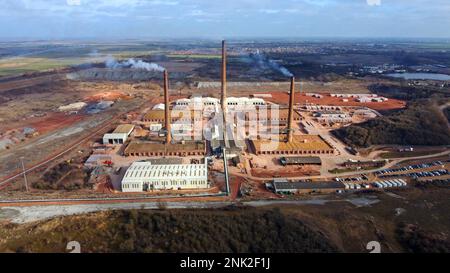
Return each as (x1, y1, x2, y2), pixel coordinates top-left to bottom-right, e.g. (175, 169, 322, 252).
(0, 196, 380, 224)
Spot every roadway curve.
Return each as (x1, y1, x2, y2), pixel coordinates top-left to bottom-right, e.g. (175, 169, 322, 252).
(236, 149, 450, 182)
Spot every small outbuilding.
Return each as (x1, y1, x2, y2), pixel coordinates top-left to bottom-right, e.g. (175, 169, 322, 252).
(280, 156, 322, 166)
(273, 180, 345, 195)
(103, 124, 135, 145)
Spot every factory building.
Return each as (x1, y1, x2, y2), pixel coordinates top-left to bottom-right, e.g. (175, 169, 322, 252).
(124, 141, 206, 157)
(128, 70, 208, 157)
(152, 103, 165, 110)
(251, 135, 335, 155)
(305, 93, 324, 99)
(226, 97, 266, 107)
(249, 77, 335, 156)
(143, 109, 202, 123)
(304, 105, 342, 112)
(314, 111, 351, 123)
(175, 97, 220, 108)
(353, 108, 378, 119)
(271, 179, 345, 195)
(331, 94, 378, 99)
(103, 124, 135, 145)
(174, 96, 266, 111)
(371, 97, 389, 102)
(149, 123, 163, 132)
(121, 161, 209, 192)
(314, 111, 347, 119)
(342, 160, 386, 169)
(245, 107, 302, 124)
(280, 156, 322, 166)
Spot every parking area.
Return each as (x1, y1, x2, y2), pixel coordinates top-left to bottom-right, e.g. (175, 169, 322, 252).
(374, 161, 447, 176)
(372, 179, 408, 189)
(378, 169, 449, 180)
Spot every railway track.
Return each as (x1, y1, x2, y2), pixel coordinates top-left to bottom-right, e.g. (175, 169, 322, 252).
(0, 100, 149, 190)
(0, 119, 115, 189)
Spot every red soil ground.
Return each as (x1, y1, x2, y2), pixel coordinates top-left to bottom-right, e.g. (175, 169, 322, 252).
(27, 112, 85, 135)
(267, 92, 406, 111)
(84, 91, 130, 102)
(229, 176, 244, 200)
(151, 95, 189, 104)
(0, 112, 85, 135)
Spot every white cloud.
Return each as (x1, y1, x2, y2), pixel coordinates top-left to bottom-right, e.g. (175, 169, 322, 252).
(259, 9, 281, 14)
(367, 0, 381, 6)
(67, 0, 81, 6)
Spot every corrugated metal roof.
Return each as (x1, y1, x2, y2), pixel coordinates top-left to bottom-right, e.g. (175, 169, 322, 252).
(103, 133, 128, 139)
(113, 124, 135, 134)
(143, 158, 183, 165)
(281, 156, 322, 165)
(123, 162, 207, 180)
(124, 141, 205, 154)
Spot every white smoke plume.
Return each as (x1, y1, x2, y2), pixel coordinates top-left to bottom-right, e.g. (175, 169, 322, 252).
(250, 50, 293, 77)
(105, 56, 165, 72)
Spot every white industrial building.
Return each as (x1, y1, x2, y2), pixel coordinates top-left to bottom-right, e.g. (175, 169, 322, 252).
(304, 105, 342, 111)
(175, 97, 220, 108)
(152, 103, 165, 110)
(121, 161, 209, 192)
(314, 111, 351, 123)
(103, 124, 135, 145)
(305, 93, 324, 98)
(174, 97, 266, 110)
(331, 93, 378, 98)
(226, 97, 265, 107)
(149, 123, 163, 132)
(103, 133, 128, 144)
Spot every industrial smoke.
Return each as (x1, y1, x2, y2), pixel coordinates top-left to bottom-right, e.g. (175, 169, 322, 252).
(105, 56, 165, 72)
(250, 50, 293, 77)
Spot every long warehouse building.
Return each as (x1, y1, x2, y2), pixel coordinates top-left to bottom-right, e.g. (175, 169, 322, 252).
(121, 161, 209, 192)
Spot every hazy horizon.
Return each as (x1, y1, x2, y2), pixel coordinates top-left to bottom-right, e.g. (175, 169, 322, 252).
(1, 36, 450, 43)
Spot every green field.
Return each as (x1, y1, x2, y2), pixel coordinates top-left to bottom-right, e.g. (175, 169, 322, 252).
(0, 57, 86, 77)
(0, 49, 162, 77)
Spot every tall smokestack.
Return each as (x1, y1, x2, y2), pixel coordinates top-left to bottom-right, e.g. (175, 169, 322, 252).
(221, 40, 227, 114)
(287, 76, 295, 142)
(164, 70, 171, 145)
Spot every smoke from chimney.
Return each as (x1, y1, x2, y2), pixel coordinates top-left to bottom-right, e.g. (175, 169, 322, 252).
(106, 56, 165, 72)
(249, 50, 293, 77)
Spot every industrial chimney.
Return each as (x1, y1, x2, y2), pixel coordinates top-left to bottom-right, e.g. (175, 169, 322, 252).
(287, 76, 296, 143)
(164, 70, 171, 144)
(221, 40, 227, 115)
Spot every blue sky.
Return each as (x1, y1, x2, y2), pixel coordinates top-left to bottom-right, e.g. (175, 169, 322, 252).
(0, 0, 449, 39)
